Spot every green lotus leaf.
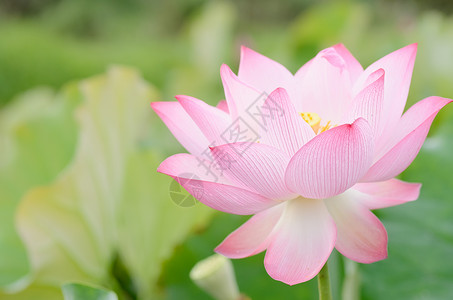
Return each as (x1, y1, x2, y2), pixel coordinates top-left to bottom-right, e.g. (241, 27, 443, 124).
(7, 67, 212, 299)
(62, 283, 117, 300)
(0, 87, 79, 287)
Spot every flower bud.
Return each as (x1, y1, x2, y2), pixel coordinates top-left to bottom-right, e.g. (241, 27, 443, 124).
(190, 254, 241, 300)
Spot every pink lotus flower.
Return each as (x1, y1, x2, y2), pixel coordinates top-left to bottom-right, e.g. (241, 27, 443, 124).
(152, 44, 451, 285)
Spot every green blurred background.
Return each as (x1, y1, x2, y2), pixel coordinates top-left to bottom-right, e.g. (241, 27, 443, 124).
(0, 0, 453, 299)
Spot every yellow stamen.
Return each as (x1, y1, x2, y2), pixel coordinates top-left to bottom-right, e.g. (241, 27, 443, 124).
(300, 112, 335, 134)
(319, 121, 332, 133)
(300, 112, 321, 133)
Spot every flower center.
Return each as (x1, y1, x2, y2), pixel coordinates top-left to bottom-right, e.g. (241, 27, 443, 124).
(300, 112, 332, 134)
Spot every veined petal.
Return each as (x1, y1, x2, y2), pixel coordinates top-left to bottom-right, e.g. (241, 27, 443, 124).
(220, 64, 264, 141)
(264, 198, 336, 285)
(295, 47, 353, 122)
(346, 69, 385, 138)
(362, 96, 452, 182)
(238, 46, 294, 95)
(158, 153, 278, 215)
(215, 204, 284, 258)
(151, 101, 209, 156)
(285, 118, 374, 199)
(216, 100, 229, 113)
(177, 95, 231, 145)
(353, 179, 421, 210)
(294, 59, 313, 80)
(383, 96, 452, 152)
(332, 43, 363, 83)
(210, 143, 295, 200)
(221, 64, 262, 120)
(260, 88, 315, 156)
(325, 194, 388, 263)
(354, 44, 417, 144)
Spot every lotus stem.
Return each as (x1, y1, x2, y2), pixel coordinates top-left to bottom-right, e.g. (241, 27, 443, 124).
(318, 261, 333, 300)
